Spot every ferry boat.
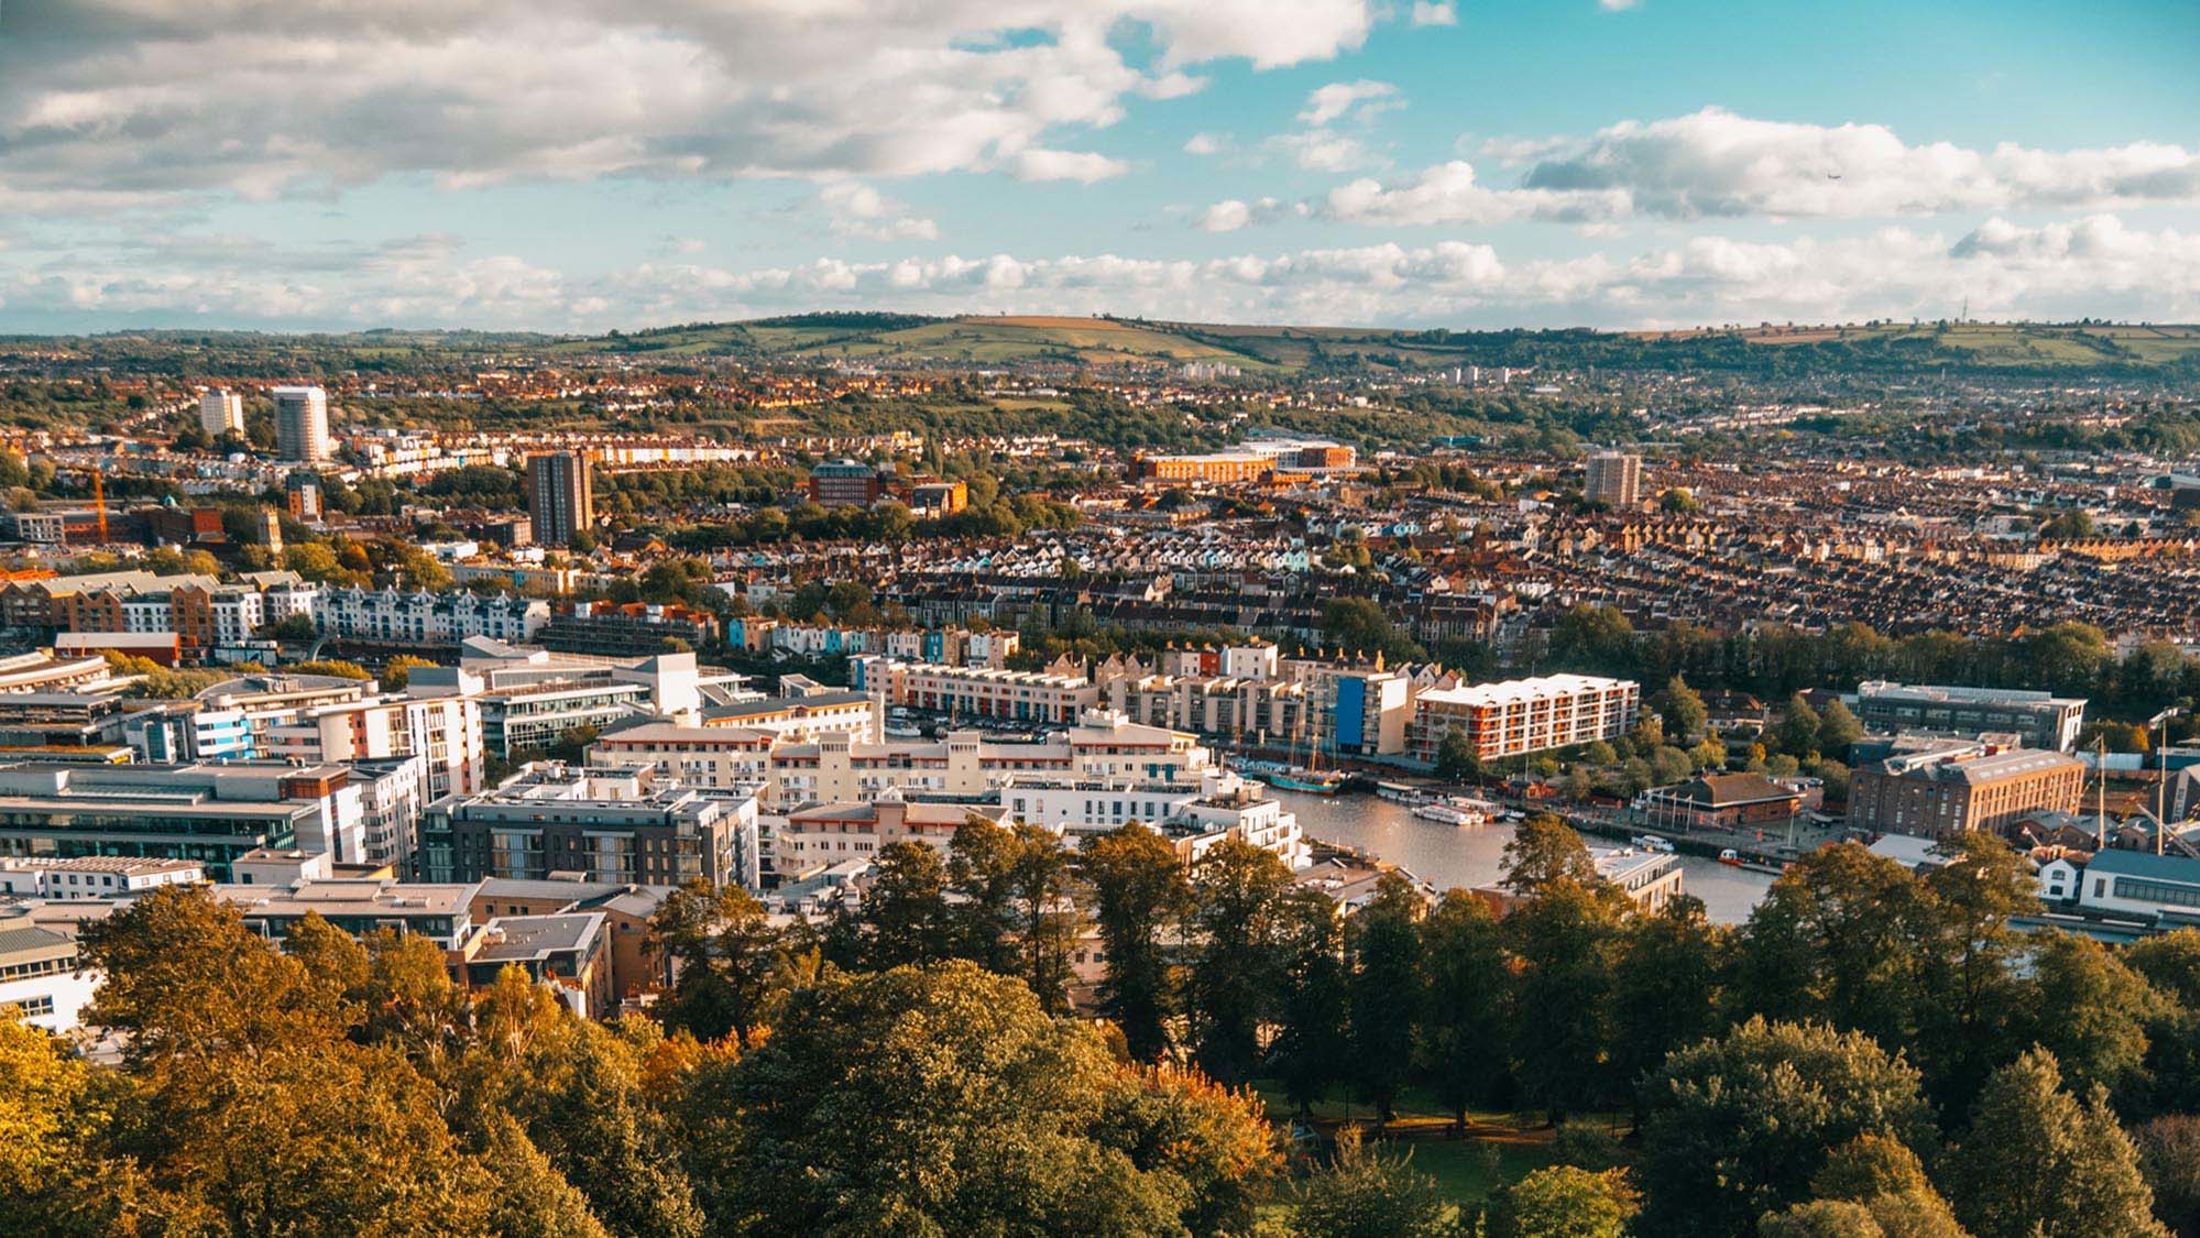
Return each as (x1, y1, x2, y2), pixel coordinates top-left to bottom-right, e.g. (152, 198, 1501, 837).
(1631, 834, 1677, 853)
(1375, 780, 1427, 804)
(1413, 799, 1488, 827)
(1271, 768, 1347, 795)
(1717, 848, 1743, 866)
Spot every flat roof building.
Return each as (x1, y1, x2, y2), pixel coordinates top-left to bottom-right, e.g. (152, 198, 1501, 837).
(1853, 681, 2087, 752)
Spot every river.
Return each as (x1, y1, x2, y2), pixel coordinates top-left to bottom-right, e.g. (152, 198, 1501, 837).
(1273, 789, 1777, 925)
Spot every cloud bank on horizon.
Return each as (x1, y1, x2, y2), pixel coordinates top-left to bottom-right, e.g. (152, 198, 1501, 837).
(0, 0, 2193, 332)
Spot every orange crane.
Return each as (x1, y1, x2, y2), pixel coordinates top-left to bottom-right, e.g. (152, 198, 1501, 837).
(91, 469, 108, 543)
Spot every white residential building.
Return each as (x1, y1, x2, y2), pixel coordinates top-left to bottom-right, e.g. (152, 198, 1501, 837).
(274, 385, 331, 463)
(317, 587, 549, 646)
(199, 389, 245, 438)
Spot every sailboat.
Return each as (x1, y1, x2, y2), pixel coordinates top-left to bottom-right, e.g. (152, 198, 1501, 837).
(1271, 691, 1346, 795)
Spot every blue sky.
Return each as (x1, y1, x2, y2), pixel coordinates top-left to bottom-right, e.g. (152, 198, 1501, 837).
(0, 0, 2194, 332)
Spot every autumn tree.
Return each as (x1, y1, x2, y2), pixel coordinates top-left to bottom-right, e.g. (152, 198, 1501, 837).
(1942, 1049, 2167, 1238)
(1078, 822, 1192, 1061)
(1635, 1017, 1935, 1237)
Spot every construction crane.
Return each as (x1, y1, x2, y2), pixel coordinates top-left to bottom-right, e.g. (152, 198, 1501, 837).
(91, 469, 108, 544)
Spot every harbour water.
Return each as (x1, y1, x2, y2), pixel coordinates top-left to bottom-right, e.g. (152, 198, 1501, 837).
(1274, 789, 1777, 925)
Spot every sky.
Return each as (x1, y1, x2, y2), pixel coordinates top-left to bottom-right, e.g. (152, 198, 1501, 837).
(0, 0, 2195, 334)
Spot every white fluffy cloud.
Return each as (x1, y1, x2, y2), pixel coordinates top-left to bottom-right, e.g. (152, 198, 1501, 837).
(1410, 3, 1458, 27)
(0, 0, 1380, 206)
(1292, 109, 2200, 229)
(11, 214, 2195, 331)
(817, 183, 939, 241)
(1299, 80, 1400, 127)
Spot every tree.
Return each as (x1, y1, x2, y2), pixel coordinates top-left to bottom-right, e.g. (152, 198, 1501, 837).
(698, 961, 1271, 1236)
(1942, 1048, 2167, 1238)
(1347, 873, 1425, 1122)
(1610, 896, 1725, 1129)
(1502, 813, 1602, 895)
(1290, 1126, 1456, 1238)
(2133, 1114, 2200, 1238)
(1815, 700, 1865, 756)
(477, 1112, 615, 1238)
(1321, 596, 1422, 660)
(1776, 693, 1825, 757)
(1269, 888, 1350, 1117)
(2023, 929, 2164, 1106)
(946, 814, 1023, 974)
(1507, 878, 1622, 1123)
(1008, 822, 1082, 1013)
(1435, 726, 1483, 783)
(1731, 844, 1931, 1055)
(381, 654, 439, 691)
(1078, 823, 1192, 1062)
(1489, 1165, 1640, 1238)
(1658, 675, 1709, 741)
(1913, 831, 2040, 1111)
(1766, 1134, 1964, 1238)
(649, 880, 789, 1048)
(1549, 604, 1636, 678)
(861, 841, 956, 969)
(1416, 890, 1509, 1132)
(1635, 1017, 1935, 1238)
(1187, 839, 1294, 1085)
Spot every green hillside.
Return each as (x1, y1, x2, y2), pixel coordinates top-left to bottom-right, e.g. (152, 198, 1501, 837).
(10, 316, 2198, 380)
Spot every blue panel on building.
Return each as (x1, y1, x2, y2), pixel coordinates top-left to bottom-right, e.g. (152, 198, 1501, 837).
(1335, 678, 1365, 750)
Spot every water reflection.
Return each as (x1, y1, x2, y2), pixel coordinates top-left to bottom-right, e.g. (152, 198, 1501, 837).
(1274, 790, 1776, 925)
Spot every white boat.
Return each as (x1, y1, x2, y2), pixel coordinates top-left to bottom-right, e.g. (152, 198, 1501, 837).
(1414, 800, 1488, 827)
(1376, 780, 1427, 804)
(1631, 834, 1677, 853)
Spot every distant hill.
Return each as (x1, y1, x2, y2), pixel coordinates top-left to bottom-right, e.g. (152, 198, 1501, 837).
(561, 314, 2200, 378)
(11, 315, 2198, 380)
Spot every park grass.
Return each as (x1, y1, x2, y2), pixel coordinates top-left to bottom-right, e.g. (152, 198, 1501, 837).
(1249, 1079, 1624, 1206)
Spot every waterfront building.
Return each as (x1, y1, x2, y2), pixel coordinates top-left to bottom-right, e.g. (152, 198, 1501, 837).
(1853, 680, 2087, 752)
(1408, 674, 1641, 764)
(1847, 740, 2085, 838)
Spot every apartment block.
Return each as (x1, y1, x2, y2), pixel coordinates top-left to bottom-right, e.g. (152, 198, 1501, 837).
(1409, 674, 1641, 764)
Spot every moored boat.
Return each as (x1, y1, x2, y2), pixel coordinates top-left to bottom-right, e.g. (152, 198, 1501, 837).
(1271, 768, 1347, 795)
(1413, 800, 1487, 827)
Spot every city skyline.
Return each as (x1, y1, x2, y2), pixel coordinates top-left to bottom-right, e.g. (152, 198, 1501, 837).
(1, 0, 2195, 333)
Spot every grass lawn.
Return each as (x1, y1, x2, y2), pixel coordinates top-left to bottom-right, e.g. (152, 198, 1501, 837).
(1250, 1079, 1625, 1205)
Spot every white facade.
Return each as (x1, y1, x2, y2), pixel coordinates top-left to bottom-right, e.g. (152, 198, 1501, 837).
(200, 389, 245, 438)
(0, 856, 205, 897)
(0, 929, 98, 1033)
(273, 385, 331, 463)
(318, 587, 549, 646)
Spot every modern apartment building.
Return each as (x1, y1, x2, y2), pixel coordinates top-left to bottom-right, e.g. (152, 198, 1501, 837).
(525, 451, 595, 547)
(1853, 681, 2087, 752)
(1585, 451, 1643, 508)
(272, 385, 331, 463)
(1408, 674, 1641, 764)
(806, 458, 882, 507)
(418, 765, 756, 889)
(199, 389, 245, 438)
(0, 761, 367, 878)
(852, 656, 1099, 724)
(316, 587, 549, 647)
